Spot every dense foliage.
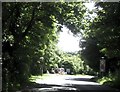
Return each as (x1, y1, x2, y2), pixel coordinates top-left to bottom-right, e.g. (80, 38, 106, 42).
(80, 2, 120, 89)
(2, 2, 86, 91)
(80, 2, 120, 72)
(58, 52, 94, 75)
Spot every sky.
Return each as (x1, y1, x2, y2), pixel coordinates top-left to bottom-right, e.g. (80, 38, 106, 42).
(57, 3, 95, 53)
(84, 3, 95, 11)
(57, 26, 81, 52)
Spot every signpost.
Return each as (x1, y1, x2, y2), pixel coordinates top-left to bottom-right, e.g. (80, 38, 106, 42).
(66, 68, 70, 74)
(100, 57, 106, 77)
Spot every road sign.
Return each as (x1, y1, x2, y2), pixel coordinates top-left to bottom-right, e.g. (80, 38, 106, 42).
(100, 58, 106, 72)
(66, 68, 70, 74)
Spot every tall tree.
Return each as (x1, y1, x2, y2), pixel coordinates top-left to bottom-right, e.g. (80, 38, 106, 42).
(80, 2, 120, 73)
(2, 2, 86, 90)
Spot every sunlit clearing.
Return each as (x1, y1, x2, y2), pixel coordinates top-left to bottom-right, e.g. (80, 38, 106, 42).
(57, 26, 80, 52)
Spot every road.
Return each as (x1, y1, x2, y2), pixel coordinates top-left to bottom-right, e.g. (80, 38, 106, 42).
(21, 74, 119, 92)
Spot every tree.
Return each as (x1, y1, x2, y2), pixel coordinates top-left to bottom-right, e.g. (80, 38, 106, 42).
(2, 2, 86, 90)
(80, 2, 120, 72)
(58, 52, 89, 74)
(90, 2, 120, 58)
(80, 37, 101, 72)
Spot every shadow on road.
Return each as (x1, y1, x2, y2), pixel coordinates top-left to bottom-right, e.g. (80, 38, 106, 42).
(14, 75, 120, 92)
(19, 81, 119, 92)
(65, 77, 92, 82)
(18, 82, 78, 92)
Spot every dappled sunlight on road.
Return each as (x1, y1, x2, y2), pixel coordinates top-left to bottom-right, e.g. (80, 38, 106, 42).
(35, 74, 100, 86)
(20, 74, 119, 92)
(31, 74, 102, 91)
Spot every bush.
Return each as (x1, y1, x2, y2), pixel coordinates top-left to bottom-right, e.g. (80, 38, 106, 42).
(97, 69, 120, 90)
(112, 69, 120, 89)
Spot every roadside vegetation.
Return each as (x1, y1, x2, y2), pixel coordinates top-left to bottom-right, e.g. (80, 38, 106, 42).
(96, 70, 120, 90)
(29, 74, 50, 82)
(80, 2, 120, 90)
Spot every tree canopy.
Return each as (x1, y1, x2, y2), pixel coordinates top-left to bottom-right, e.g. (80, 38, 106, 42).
(2, 2, 86, 91)
(80, 2, 120, 72)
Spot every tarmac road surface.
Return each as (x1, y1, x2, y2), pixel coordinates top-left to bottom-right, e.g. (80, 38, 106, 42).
(18, 74, 120, 92)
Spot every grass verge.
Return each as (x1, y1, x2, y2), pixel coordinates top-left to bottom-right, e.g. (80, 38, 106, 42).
(29, 74, 50, 82)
